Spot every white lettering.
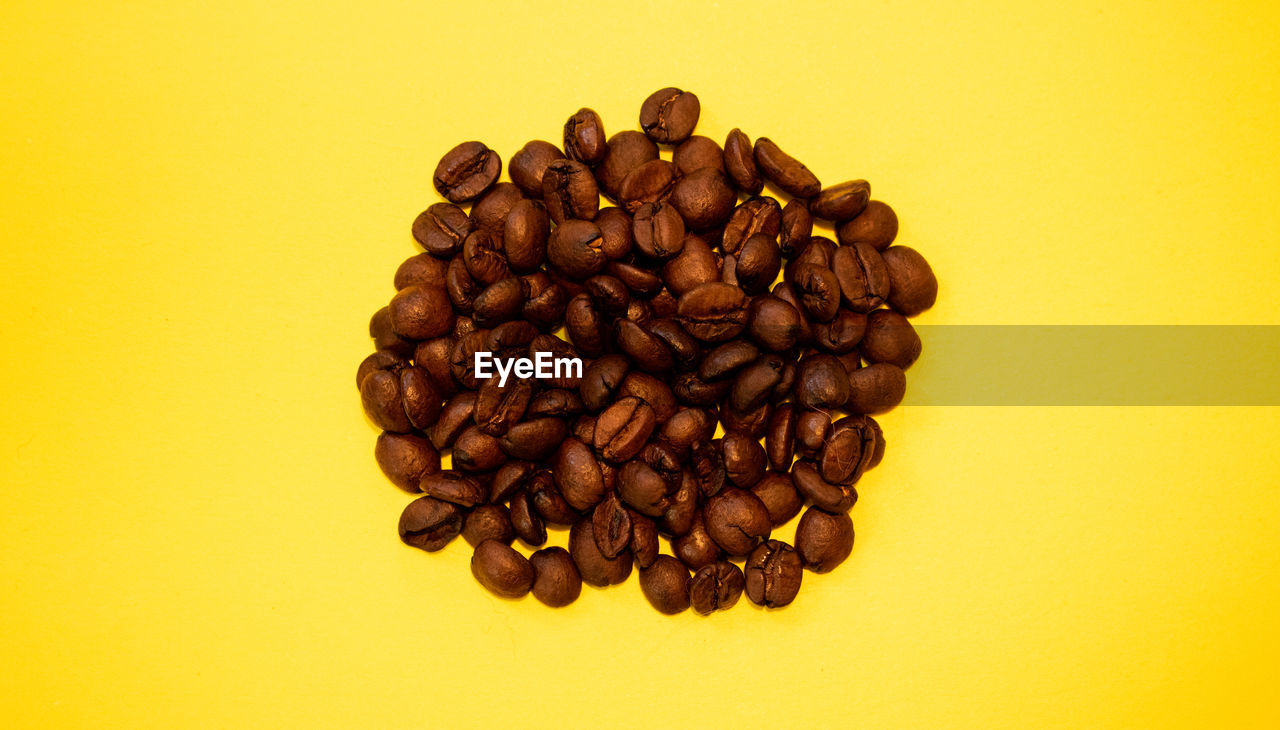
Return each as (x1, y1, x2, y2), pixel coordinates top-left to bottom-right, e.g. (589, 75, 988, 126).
(556, 355, 583, 380)
(536, 351, 552, 378)
(474, 351, 493, 379)
(471, 351, 583, 386)
(494, 356, 515, 387)
(513, 358, 533, 379)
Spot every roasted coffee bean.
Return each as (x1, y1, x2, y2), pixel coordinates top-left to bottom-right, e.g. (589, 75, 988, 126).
(420, 470, 488, 507)
(632, 201, 686, 259)
(778, 198, 814, 256)
(509, 489, 547, 546)
(489, 461, 535, 504)
(789, 263, 841, 323)
(765, 404, 797, 472)
(640, 555, 691, 614)
(503, 199, 550, 273)
(618, 159, 677, 213)
(596, 131, 659, 199)
(375, 432, 440, 492)
(791, 460, 858, 513)
(770, 283, 815, 345)
(370, 306, 414, 356)
(399, 366, 443, 430)
(704, 486, 771, 556)
(394, 252, 450, 291)
(486, 320, 537, 359)
(618, 460, 674, 517)
(831, 242, 891, 313)
(744, 539, 803, 608)
(795, 354, 851, 409)
(434, 141, 501, 203)
(673, 510, 723, 571)
(472, 276, 526, 327)
(689, 561, 745, 615)
(431, 391, 477, 449)
(639, 87, 700, 144)
(819, 416, 877, 485)
(471, 182, 523, 234)
(747, 295, 801, 353)
(463, 504, 516, 547)
(552, 437, 607, 511)
(412, 202, 473, 258)
(731, 355, 784, 413)
(526, 389, 584, 419)
(793, 409, 832, 459)
(563, 108, 607, 165)
(659, 469, 699, 537)
(471, 540, 534, 598)
(583, 275, 631, 316)
(662, 235, 721, 295)
(658, 407, 717, 455)
(357, 350, 406, 391)
(648, 318, 701, 368)
(452, 426, 507, 472)
(593, 207, 634, 260)
(548, 220, 606, 279)
(811, 308, 867, 354)
(399, 496, 464, 552)
(721, 196, 781, 255)
(360, 369, 412, 433)
(615, 319, 675, 373)
(579, 354, 629, 412)
(810, 180, 871, 221)
(861, 309, 922, 368)
(526, 470, 578, 526)
(389, 284, 454, 340)
(461, 228, 510, 287)
(509, 140, 566, 197)
(846, 362, 907, 414)
(721, 401, 772, 439)
(735, 233, 782, 294)
(753, 137, 820, 198)
(618, 372, 677, 424)
(672, 371, 731, 406)
(606, 262, 663, 297)
(529, 546, 581, 607)
(542, 159, 599, 224)
(698, 340, 758, 381)
(673, 135, 725, 175)
(629, 512, 660, 569)
(569, 517, 633, 587)
(795, 507, 854, 573)
(529, 334, 583, 389)
(881, 245, 938, 316)
(688, 440, 726, 498)
(723, 128, 763, 194)
(669, 168, 736, 231)
(721, 431, 768, 489)
(500, 418, 568, 460)
(751, 472, 804, 527)
(591, 492, 633, 559)
(593, 396, 656, 463)
(445, 256, 480, 315)
(836, 200, 898, 250)
(677, 282, 749, 342)
(565, 293, 609, 357)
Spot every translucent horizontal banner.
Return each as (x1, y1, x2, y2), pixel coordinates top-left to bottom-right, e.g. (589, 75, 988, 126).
(904, 326, 1280, 405)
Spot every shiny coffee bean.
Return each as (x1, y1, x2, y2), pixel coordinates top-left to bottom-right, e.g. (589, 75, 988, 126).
(689, 561, 745, 615)
(375, 432, 440, 492)
(509, 489, 547, 547)
(673, 510, 724, 571)
(452, 426, 507, 473)
(569, 517, 633, 587)
(563, 108, 607, 165)
(552, 437, 607, 511)
(548, 219, 607, 279)
(735, 233, 782, 294)
(596, 131, 659, 199)
(591, 492, 633, 559)
(412, 202, 473, 257)
(471, 540, 534, 598)
(721, 431, 768, 488)
(881, 245, 938, 316)
(791, 460, 858, 513)
(463, 504, 516, 547)
(669, 168, 736, 231)
(639, 87, 700, 144)
(795, 507, 854, 573)
(593, 396, 656, 463)
(471, 182, 523, 233)
(811, 308, 868, 354)
(434, 141, 501, 203)
(810, 179, 871, 221)
(778, 198, 813, 257)
(542, 159, 599, 224)
(529, 546, 581, 607)
(744, 539, 803, 608)
(672, 135, 724, 175)
(632, 201, 686, 259)
(723, 128, 763, 194)
(831, 242, 891, 313)
(721, 196, 781, 255)
(618, 159, 677, 213)
(640, 555, 691, 614)
(836, 200, 898, 251)
(795, 354, 851, 409)
(399, 496, 464, 551)
(861, 309, 921, 368)
(846, 362, 907, 414)
(503, 199, 550, 273)
(752, 472, 804, 527)
(662, 234, 720, 295)
(677, 282, 748, 342)
(753, 137, 820, 198)
(499, 417, 568, 461)
(389, 284, 454, 340)
(765, 404, 797, 472)
(704, 486, 771, 556)
(509, 140, 566, 197)
(420, 470, 487, 507)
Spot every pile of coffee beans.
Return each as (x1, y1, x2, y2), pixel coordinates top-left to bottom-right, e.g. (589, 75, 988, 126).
(358, 87, 937, 614)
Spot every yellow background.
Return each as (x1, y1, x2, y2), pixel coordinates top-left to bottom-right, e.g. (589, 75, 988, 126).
(3, 0, 1278, 727)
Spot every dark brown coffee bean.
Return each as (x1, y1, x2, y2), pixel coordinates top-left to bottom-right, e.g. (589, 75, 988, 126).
(657, 468, 697, 537)
(753, 137, 820, 198)
(419, 470, 487, 507)
(751, 472, 804, 527)
(676, 282, 748, 342)
(836, 200, 898, 251)
(370, 306, 414, 356)
(499, 417, 568, 461)
(639, 87, 700, 144)
(744, 539, 802, 608)
(548, 220, 607, 279)
(861, 309, 921, 368)
(471, 540, 533, 598)
(374, 432, 440, 492)
(778, 198, 813, 257)
(583, 275, 630, 316)
(673, 510, 723, 571)
(526, 389, 584, 419)
(796, 507, 854, 573)
(765, 404, 796, 472)
(591, 492, 633, 559)
(461, 228, 510, 287)
(632, 201, 686, 260)
(399, 496, 464, 551)
(399, 366, 443, 430)
(502, 199, 550, 273)
(669, 168, 736, 231)
(721, 431, 768, 489)
(811, 308, 868, 354)
(704, 486, 771, 556)
(485, 320, 537, 360)
(721, 401, 772, 439)
(640, 555, 691, 614)
(746, 295, 800, 353)
(593, 396, 656, 463)
(592, 207, 632, 261)
(795, 354, 851, 409)
(529, 546, 581, 607)
(509, 489, 547, 546)
(791, 460, 858, 512)
(689, 561, 745, 615)
(730, 355, 784, 414)
(685, 440, 725, 498)
(527, 470, 579, 526)
(672, 135, 724, 175)
(412, 202, 473, 258)
(662, 235, 720, 295)
(471, 183, 522, 234)
(394, 252, 450, 291)
(618, 159, 677, 213)
(569, 517, 633, 587)
(444, 256, 480, 316)
(434, 141, 501, 203)
(528, 334, 583, 389)
(617, 460, 674, 517)
(563, 108, 606, 165)
(810, 180, 871, 221)
(357, 350, 406, 391)
(735, 233, 782, 294)
(793, 409, 832, 459)
(360, 369, 411, 433)
(452, 426, 507, 472)
(696, 340, 756, 381)
(430, 391, 476, 449)
(509, 140, 565, 197)
(789, 263, 841, 323)
(721, 196, 781, 255)
(881, 245, 938, 316)
(612, 320, 672, 373)
(657, 407, 716, 456)
(831, 242, 890, 313)
(564, 293, 608, 357)
(596, 131, 659, 199)
(552, 437, 607, 511)
(388, 284, 454, 340)
(472, 276, 526, 327)
(648, 319, 701, 369)
(488, 461, 534, 503)
(819, 416, 877, 485)
(723, 128, 763, 194)
(620, 511, 657, 570)
(542, 159, 599, 224)
(579, 354, 629, 412)
(463, 504, 516, 547)
(846, 362, 906, 414)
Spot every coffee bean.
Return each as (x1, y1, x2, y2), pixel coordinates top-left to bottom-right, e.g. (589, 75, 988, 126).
(673, 510, 723, 570)
(704, 486, 771, 556)
(751, 471, 804, 527)
(509, 140, 566, 197)
(551, 437, 606, 511)
(529, 546, 581, 607)
(811, 308, 868, 354)
(632, 201, 686, 259)
(744, 539, 803, 608)
(836, 200, 898, 250)
(753, 137, 820, 198)
(861, 309, 921, 368)
(673, 135, 725, 176)
(721, 431, 768, 488)
(596, 131, 659, 199)
(810, 180, 871, 221)
(569, 517, 633, 587)
(669, 168, 736, 231)
(831, 242, 891, 313)
(677, 282, 748, 342)
(412, 202, 473, 257)
(721, 196, 781, 255)
(452, 426, 507, 473)
(795, 507, 854, 573)
(778, 198, 814, 256)
(639, 87, 700, 144)
(399, 496, 464, 552)
(819, 416, 876, 485)
(593, 396, 656, 463)
(735, 233, 782, 294)
(640, 555, 691, 614)
(463, 504, 516, 547)
(618, 159, 677, 213)
(434, 141, 501, 203)
(689, 561, 745, 615)
(542, 159, 600, 224)
(509, 489, 547, 547)
(591, 492, 633, 559)
(846, 362, 907, 414)
(563, 108, 607, 165)
(881, 245, 938, 316)
(795, 354, 851, 409)
(373, 432, 440, 492)
(791, 460, 858, 513)
(471, 540, 534, 598)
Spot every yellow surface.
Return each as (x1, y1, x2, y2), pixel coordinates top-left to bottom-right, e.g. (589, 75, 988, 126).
(3, 1, 1279, 727)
